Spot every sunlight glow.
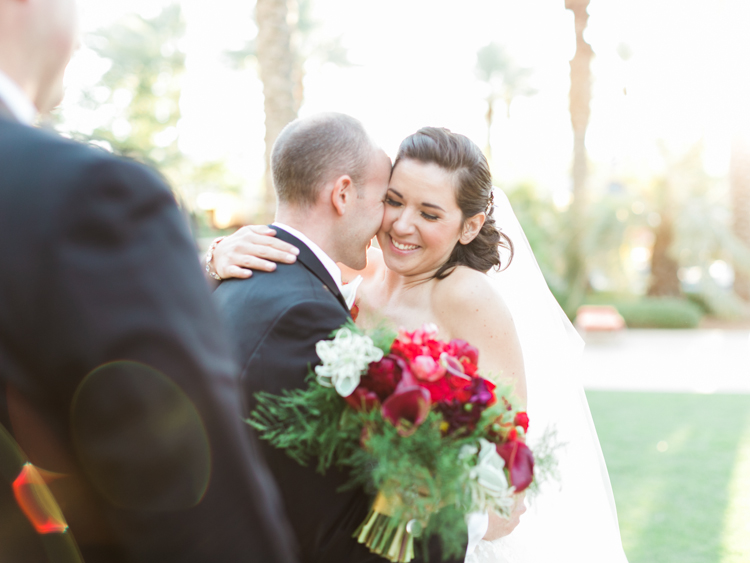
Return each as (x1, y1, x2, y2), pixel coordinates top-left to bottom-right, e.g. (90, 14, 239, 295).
(62, 0, 750, 204)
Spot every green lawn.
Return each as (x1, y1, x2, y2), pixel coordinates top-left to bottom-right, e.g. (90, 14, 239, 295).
(587, 391, 750, 563)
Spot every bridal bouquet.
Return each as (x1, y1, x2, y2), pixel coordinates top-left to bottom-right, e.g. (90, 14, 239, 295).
(249, 322, 549, 562)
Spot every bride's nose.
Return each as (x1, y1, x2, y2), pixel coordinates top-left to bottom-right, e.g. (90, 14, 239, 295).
(392, 208, 416, 235)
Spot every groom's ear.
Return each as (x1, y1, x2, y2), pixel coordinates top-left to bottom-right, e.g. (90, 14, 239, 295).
(459, 213, 486, 245)
(330, 174, 354, 216)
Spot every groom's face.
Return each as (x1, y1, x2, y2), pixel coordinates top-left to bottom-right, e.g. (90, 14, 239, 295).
(341, 150, 391, 270)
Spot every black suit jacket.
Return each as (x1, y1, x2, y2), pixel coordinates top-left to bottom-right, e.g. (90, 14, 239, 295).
(0, 113, 296, 563)
(213, 228, 466, 563)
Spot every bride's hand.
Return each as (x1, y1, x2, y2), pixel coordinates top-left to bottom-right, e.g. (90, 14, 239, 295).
(213, 225, 299, 279)
(483, 491, 526, 541)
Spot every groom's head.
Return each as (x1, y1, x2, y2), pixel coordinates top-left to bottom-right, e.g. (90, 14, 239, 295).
(272, 112, 391, 270)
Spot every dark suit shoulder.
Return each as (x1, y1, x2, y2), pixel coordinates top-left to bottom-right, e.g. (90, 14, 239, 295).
(215, 258, 346, 322)
(214, 262, 349, 375)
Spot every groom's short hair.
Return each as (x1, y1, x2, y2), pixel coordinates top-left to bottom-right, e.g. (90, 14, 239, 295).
(271, 113, 375, 206)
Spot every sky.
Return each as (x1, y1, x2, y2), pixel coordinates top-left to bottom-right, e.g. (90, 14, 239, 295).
(61, 0, 750, 207)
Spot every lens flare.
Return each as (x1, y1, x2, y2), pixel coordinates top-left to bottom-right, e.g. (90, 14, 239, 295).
(12, 463, 69, 535)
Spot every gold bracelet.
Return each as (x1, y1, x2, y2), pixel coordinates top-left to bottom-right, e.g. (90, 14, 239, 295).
(204, 236, 225, 281)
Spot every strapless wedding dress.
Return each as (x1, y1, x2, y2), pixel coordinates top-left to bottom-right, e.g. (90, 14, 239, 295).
(465, 191, 629, 563)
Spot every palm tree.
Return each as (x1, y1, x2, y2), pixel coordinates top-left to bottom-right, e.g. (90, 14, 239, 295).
(475, 43, 535, 160)
(564, 0, 594, 312)
(647, 177, 681, 297)
(234, 0, 352, 222)
(290, 0, 354, 113)
(730, 134, 750, 301)
(647, 142, 750, 315)
(255, 0, 298, 223)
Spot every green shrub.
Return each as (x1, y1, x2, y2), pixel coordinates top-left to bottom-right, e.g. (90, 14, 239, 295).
(581, 295, 703, 329)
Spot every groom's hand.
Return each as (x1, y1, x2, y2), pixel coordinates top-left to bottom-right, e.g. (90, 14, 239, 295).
(213, 225, 299, 279)
(483, 491, 527, 541)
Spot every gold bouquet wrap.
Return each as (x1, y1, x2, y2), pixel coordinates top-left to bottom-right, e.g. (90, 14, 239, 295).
(353, 491, 428, 563)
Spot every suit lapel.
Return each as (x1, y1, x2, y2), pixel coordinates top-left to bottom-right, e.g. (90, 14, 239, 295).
(271, 226, 351, 313)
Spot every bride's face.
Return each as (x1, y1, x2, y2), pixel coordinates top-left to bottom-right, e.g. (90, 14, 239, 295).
(377, 158, 464, 277)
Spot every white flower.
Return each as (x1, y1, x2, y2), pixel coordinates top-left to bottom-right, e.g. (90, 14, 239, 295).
(463, 439, 514, 514)
(459, 444, 479, 460)
(314, 327, 384, 397)
(470, 438, 509, 496)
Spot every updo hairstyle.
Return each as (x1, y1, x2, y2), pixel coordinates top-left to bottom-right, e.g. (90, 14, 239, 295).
(393, 127, 513, 279)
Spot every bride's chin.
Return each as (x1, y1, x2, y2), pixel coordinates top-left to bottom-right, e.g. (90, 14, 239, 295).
(381, 253, 412, 274)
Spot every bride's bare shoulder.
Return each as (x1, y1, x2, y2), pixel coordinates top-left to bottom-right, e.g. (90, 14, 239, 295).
(433, 266, 501, 303)
(432, 266, 514, 331)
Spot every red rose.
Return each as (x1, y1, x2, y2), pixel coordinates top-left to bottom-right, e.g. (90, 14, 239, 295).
(417, 377, 454, 403)
(451, 376, 474, 403)
(392, 324, 447, 363)
(514, 411, 529, 432)
(391, 339, 422, 362)
(408, 324, 439, 345)
(460, 358, 479, 377)
(425, 338, 446, 360)
(496, 440, 535, 492)
(446, 339, 479, 366)
(412, 355, 446, 382)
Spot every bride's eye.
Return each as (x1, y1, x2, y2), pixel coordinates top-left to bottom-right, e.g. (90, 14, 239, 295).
(421, 212, 439, 221)
(385, 197, 402, 207)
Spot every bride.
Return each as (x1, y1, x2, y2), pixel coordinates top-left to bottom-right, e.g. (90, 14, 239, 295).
(211, 127, 629, 562)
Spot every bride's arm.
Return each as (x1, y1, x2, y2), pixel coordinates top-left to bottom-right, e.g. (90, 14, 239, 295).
(435, 268, 528, 542)
(434, 268, 526, 405)
(484, 492, 526, 541)
(210, 225, 300, 280)
(211, 225, 385, 285)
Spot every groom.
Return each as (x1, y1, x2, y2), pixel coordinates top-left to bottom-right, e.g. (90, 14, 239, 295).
(213, 113, 468, 562)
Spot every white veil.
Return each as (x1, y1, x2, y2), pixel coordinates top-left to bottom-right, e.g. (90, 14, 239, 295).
(467, 190, 629, 563)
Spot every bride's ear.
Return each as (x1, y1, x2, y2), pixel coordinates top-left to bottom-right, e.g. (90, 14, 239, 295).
(330, 174, 353, 216)
(459, 213, 486, 245)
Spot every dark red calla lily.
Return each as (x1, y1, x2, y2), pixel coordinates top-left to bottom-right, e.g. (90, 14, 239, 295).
(381, 386, 431, 436)
(365, 355, 409, 401)
(496, 440, 535, 492)
(345, 387, 381, 412)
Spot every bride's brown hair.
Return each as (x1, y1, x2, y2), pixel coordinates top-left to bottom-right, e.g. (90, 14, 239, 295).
(394, 127, 513, 279)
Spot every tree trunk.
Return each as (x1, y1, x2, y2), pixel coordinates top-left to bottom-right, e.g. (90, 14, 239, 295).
(255, 0, 298, 223)
(731, 134, 750, 300)
(647, 206, 681, 297)
(565, 0, 593, 311)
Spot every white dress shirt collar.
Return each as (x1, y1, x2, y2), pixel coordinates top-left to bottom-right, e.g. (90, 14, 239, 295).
(0, 69, 36, 125)
(272, 222, 344, 293)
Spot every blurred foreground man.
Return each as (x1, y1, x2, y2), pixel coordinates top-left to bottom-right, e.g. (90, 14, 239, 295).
(0, 0, 296, 561)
